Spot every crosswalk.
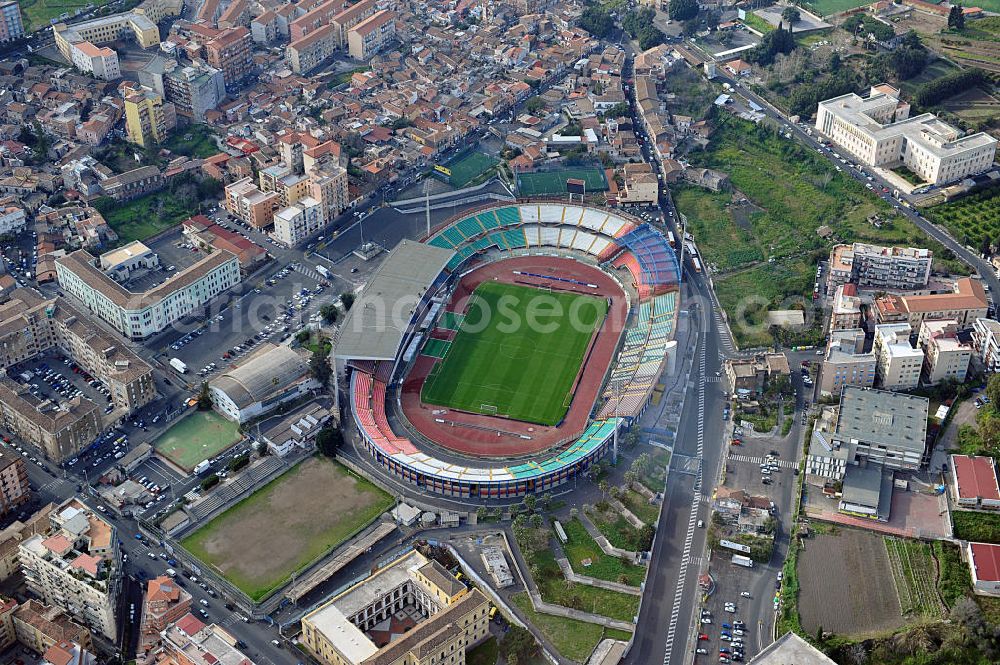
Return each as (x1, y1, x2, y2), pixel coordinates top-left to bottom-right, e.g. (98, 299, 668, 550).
(293, 263, 324, 283)
(728, 454, 796, 469)
(37, 477, 74, 493)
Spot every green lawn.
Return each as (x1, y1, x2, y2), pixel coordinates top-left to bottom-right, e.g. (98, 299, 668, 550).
(619, 488, 659, 525)
(443, 151, 501, 188)
(153, 410, 241, 471)
(180, 456, 393, 600)
(421, 282, 607, 425)
(93, 191, 196, 244)
(512, 593, 630, 663)
(801, 0, 871, 15)
(521, 531, 640, 622)
(517, 168, 608, 196)
(741, 13, 775, 34)
(467, 637, 499, 665)
(928, 185, 1000, 250)
(161, 125, 219, 159)
(586, 505, 652, 552)
(952, 510, 1000, 544)
(19, 0, 112, 31)
(561, 518, 646, 586)
(638, 447, 671, 493)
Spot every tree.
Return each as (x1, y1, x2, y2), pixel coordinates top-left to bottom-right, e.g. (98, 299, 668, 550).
(310, 346, 332, 386)
(540, 492, 552, 511)
(499, 626, 538, 664)
(320, 304, 339, 323)
(579, 7, 614, 37)
(341, 292, 355, 311)
(197, 382, 212, 410)
(598, 479, 609, 498)
(525, 97, 546, 114)
(948, 4, 965, 30)
(782, 6, 800, 25)
(524, 494, 537, 513)
(624, 471, 637, 489)
(987, 373, 1000, 411)
(816, 625, 824, 642)
(315, 425, 343, 457)
(529, 513, 543, 529)
(476, 506, 487, 522)
(982, 235, 992, 258)
(200, 474, 220, 490)
(668, 0, 699, 22)
(747, 22, 797, 66)
(602, 101, 630, 119)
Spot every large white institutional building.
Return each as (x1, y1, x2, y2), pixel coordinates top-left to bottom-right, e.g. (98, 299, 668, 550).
(815, 84, 996, 186)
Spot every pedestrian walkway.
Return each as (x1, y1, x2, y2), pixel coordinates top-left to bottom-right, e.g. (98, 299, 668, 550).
(528, 592, 636, 632)
(727, 454, 795, 469)
(293, 263, 324, 283)
(555, 558, 642, 596)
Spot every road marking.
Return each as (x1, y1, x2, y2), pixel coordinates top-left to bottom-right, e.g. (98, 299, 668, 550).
(728, 454, 796, 469)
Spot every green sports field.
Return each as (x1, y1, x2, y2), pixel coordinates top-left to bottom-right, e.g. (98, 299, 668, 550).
(154, 410, 241, 471)
(517, 168, 608, 196)
(442, 152, 500, 188)
(801, 0, 871, 15)
(420, 282, 607, 426)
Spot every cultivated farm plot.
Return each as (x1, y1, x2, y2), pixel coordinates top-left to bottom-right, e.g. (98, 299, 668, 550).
(928, 185, 1000, 249)
(798, 530, 905, 637)
(884, 537, 946, 620)
(153, 410, 241, 471)
(180, 456, 393, 600)
(942, 87, 1000, 131)
(420, 282, 608, 426)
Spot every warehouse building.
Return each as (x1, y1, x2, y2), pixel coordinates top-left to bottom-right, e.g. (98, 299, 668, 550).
(209, 344, 318, 423)
(951, 454, 1000, 510)
(968, 542, 1000, 596)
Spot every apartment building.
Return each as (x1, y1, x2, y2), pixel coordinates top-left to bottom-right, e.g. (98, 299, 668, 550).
(139, 576, 191, 656)
(0, 1, 25, 43)
(204, 27, 254, 88)
(308, 164, 350, 222)
(873, 322, 923, 390)
(819, 329, 876, 396)
(808, 387, 929, 479)
(285, 0, 377, 73)
(827, 243, 932, 291)
(331, 0, 378, 46)
(918, 319, 972, 384)
(225, 177, 281, 228)
(0, 205, 26, 236)
(829, 283, 864, 333)
(251, 10, 279, 44)
(347, 10, 396, 61)
(874, 277, 989, 330)
(289, 0, 349, 41)
(124, 88, 177, 148)
(0, 451, 29, 518)
(68, 42, 121, 81)
(286, 23, 339, 73)
(157, 614, 255, 665)
(18, 498, 122, 640)
(274, 197, 324, 247)
(55, 248, 241, 341)
(815, 85, 997, 186)
(301, 549, 491, 665)
(0, 379, 101, 463)
(0, 505, 53, 582)
(972, 317, 1000, 373)
(0, 598, 93, 656)
(163, 62, 226, 121)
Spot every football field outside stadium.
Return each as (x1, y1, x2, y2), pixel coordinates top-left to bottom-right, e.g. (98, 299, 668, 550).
(154, 410, 242, 471)
(517, 168, 608, 196)
(441, 151, 501, 188)
(421, 282, 608, 426)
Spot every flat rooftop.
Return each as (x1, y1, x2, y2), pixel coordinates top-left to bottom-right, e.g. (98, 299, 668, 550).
(952, 454, 1000, 502)
(836, 387, 928, 454)
(336, 240, 454, 361)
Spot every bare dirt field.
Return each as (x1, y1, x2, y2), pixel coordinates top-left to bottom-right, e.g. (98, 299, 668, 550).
(798, 529, 904, 637)
(181, 456, 393, 600)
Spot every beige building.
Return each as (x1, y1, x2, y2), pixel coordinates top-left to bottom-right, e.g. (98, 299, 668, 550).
(873, 323, 923, 390)
(347, 10, 396, 60)
(0, 450, 29, 517)
(0, 379, 102, 463)
(972, 317, 1000, 374)
(0, 598, 93, 656)
(619, 163, 658, 204)
(156, 614, 255, 665)
(124, 87, 176, 149)
(827, 243, 932, 291)
(19, 498, 122, 640)
(819, 329, 876, 397)
(874, 278, 989, 330)
(918, 319, 972, 385)
(0, 505, 53, 582)
(301, 550, 491, 665)
(225, 177, 281, 228)
(829, 283, 864, 333)
(815, 85, 997, 186)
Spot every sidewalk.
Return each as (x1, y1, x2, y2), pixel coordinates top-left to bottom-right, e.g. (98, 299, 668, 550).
(528, 592, 636, 632)
(578, 512, 643, 562)
(555, 558, 642, 596)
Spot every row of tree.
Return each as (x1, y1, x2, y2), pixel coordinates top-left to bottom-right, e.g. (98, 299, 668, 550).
(913, 68, 987, 108)
(746, 22, 797, 66)
(622, 8, 665, 50)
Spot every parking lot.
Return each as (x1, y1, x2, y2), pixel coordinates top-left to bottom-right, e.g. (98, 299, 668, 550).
(12, 353, 118, 418)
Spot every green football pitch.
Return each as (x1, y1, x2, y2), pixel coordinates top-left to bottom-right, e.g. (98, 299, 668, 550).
(443, 152, 500, 188)
(420, 282, 608, 426)
(153, 410, 241, 471)
(517, 168, 608, 196)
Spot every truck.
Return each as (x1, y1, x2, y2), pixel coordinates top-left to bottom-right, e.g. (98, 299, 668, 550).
(732, 554, 754, 568)
(169, 358, 188, 374)
(193, 460, 211, 476)
(316, 265, 331, 280)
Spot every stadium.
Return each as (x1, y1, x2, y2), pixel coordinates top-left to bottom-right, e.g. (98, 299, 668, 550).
(336, 202, 680, 499)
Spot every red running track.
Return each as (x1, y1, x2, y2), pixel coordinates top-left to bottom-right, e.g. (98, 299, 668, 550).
(400, 256, 629, 458)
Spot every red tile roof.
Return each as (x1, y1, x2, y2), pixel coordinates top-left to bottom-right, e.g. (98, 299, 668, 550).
(953, 455, 1000, 501)
(971, 542, 1000, 582)
(175, 613, 206, 636)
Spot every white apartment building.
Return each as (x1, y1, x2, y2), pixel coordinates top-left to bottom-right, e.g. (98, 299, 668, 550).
(816, 85, 997, 186)
(0, 206, 26, 235)
(819, 329, 876, 396)
(273, 197, 324, 247)
(68, 41, 121, 80)
(55, 248, 240, 340)
(18, 499, 121, 640)
(918, 319, 972, 384)
(973, 317, 1000, 374)
(874, 323, 923, 390)
(827, 242, 932, 291)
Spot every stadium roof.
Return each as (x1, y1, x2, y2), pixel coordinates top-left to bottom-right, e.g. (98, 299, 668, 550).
(336, 240, 454, 361)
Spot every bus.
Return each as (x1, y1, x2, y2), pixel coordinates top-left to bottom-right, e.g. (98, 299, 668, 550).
(691, 257, 702, 273)
(666, 230, 677, 248)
